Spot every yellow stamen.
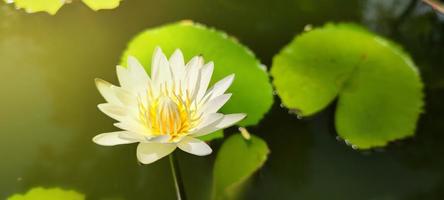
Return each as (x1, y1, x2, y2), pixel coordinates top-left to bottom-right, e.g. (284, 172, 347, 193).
(138, 87, 202, 139)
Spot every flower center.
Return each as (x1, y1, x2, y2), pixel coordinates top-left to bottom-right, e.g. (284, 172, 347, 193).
(156, 96, 183, 135)
(137, 88, 200, 138)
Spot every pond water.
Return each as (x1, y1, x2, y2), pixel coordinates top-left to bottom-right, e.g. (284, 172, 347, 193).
(1, 0, 444, 199)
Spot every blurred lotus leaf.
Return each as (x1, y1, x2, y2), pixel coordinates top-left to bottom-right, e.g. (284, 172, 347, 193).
(120, 21, 274, 131)
(271, 23, 424, 149)
(2, 0, 64, 15)
(212, 133, 269, 200)
(2, 0, 121, 15)
(7, 187, 85, 200)
(81, 0, 121, 11)
(198, 130, 224, 142)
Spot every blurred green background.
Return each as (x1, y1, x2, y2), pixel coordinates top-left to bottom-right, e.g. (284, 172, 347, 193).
(1, 0, 444, 199)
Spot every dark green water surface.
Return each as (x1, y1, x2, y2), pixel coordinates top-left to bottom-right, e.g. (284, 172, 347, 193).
(1, 0, 444, 199)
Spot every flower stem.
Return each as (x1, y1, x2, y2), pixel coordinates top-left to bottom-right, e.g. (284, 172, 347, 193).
(169, 152, 187, 200)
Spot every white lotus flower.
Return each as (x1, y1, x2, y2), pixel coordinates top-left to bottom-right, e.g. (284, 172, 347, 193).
(93, 47, 246, 164)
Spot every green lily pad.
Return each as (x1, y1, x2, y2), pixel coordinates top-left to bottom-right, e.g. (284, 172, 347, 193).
(271, 23, 424, 149)
(198, 130, 224, 142)
(212, 133, 269, 200)
(120, 21, 273, 128)
(3, 0, 121, 15)
(3, 0, 65, 15)
(81, 0, 121, 11)
(7, 187, 84, 200)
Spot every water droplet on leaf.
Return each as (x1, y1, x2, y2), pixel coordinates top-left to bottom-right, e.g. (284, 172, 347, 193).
(335, 136, 342, 141)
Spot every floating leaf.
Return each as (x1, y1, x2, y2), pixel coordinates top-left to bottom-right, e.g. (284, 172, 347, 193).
(198, 130, 224, 142)
(3, 0, 65, 15)
(3, 0, 121, 15)
(120, 21, 273, 127)
(212, 133, 269, 200)
(7, 187, 85, 200)
(82, 0, 121, 11)
(271, 23, 424, 149)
